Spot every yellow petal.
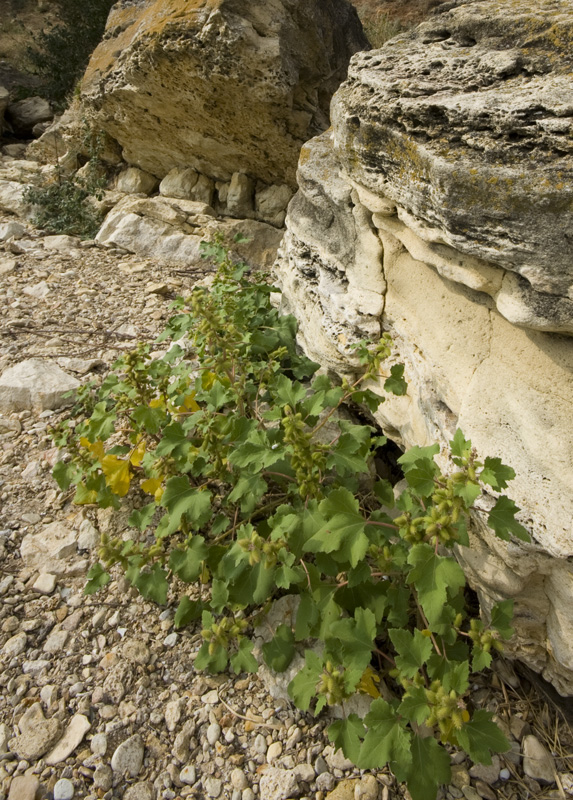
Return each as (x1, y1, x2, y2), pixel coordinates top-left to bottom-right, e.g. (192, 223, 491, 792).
(141, 477, 162, 496)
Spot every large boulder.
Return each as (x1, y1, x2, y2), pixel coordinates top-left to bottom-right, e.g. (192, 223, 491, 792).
(78, 0, 367, 186)
(275, 0, 573, 694)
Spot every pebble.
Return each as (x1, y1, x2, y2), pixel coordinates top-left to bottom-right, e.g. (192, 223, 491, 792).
(499, 768, 510, 780)
(206, 721, 221, 745)
(259, 767, 299, 800)
(7, 775, 40, 800)
(163, 632, 177, 647)
(45, 714, 91, 765)
(111, 734, 145, 777)
(3, 631, 27, 656)
(316, 772, 335, 791)
(523, 734, 555, 784)
(205, 776, 223, 797)
(180, 765, 197, 785)
(355, 774, 379, 800)
(32, 571, 57, 594)
(231, 768, 248, 790)
(54, 778, 75, 800)
(254, 733, 267, 754)
(124, 783, 155, 800)
(201, 689, 219, 705)
(267, 741, 282, 762)
(468, 755, 500, 784)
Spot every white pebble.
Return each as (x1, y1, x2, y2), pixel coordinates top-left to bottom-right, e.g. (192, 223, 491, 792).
(163, 632, 177, 647)
(180, 764, 196, 785)
(54, 778, 75, 800)
(500, 768, 511, 780)
(206, 722, 221, 745)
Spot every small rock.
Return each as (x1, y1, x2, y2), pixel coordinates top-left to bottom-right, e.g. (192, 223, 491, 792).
(3, 631, 27, 656)
(42, 234, 81, 252)
(9, 703, 62, 759)
(124, 782, 155, 800)
(45, 713, 90, 765)
(201, 690, 219, 705)
(0, 722, 9, 753)
(469, 755, 500, 784)
(474, 780, 496, 800)
(254, 733, 267, 754)
(206, 722, 221, 745)
(294, 763, 315, 784)
(499, 768, 510, 780)
(205, 776, 223, 798)
(7, 775, 40, 800)
(90, 732, 107, 755)
(44, 628, 69, 653)
(54, 777, 75, 800)
(325, 779, 355, 800)
(0, 359, 80, 413)
(111, 733, 145, 777)
(461, 789, 482, 800)
(77, 519, 100, 551)
(23, 280, 51, 299)
(32, 572, 57, 594)
(354, 775, 379, 800)
(180, 765, 197, 785)
(0, 221, 26, 241)
(165, 698, 184, 732)
(93, 764, 113, 791)
(317, 773, 336, 792)
(259, 767, 298, 800)
(267, 741, 282, 762)
(509, 715, 531, 741)
(117, 167, 158, 195)
(163, 632, 177, 647)
(230, 769, 248, 790)
(523, 734, 555, 784)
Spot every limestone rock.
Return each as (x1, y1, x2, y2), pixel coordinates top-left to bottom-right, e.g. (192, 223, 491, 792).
(331, 0, 573, 332)
(9, 703, 62, 760)
(45, 714, 90, 765)
(79, 0, 367, 186)
(0, 180, 29, 216)
(7, 776, 40, 800)
(275, 1, 573, 694)
(6, 96, 53, 136)
(117, 166, 159, 195)
(111, 734, 145, 777)
(20, 521, 78, 573)
(160, 168, 200, 199)
(523, 735, 555, 784)
(0, 220, 25, 241)
(227, 172, 254, 217)
(0, 359, 80, 413)
(259, 767, 299, 800)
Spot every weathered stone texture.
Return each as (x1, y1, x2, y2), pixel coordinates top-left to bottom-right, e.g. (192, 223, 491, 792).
(79, 0, 367, 186)
(276, 0, 573, 693)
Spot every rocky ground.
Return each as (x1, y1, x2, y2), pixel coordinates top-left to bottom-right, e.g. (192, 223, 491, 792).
(0, 201, 572, 800)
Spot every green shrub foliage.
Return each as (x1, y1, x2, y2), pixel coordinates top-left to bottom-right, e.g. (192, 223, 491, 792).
(28, 0, 114, 106)
(53, 239, 531, 800)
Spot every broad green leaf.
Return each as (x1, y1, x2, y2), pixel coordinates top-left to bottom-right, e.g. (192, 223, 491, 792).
(455, 710, 510, 764)
(132, 404, 166, 435)
(407, 736, 451, 800)
(328, 715, 366, 764)
(262, 624, 295, 672)
(169, 536, 208, 582)
(230, 638, 258, 674)
(441, 660, 469, 694)
(295, 594, 319, 640)
(288, 650, 322, 711)
(52, 460, 80, 490)
(450, 429, 472, 460)
(275, 564, 305, 590)
(480, 457, 515, 490)
(174, 596, 203, 628)
(490, 599, 514, 639)
(73, 481, 99, 505)
(211, 578, 230, 612)
(304, 488, 369, 568)
(227, 561, 276, 606)
(135, 563, 169, 605)
(487, 496, 530, 542)
(326, 432, 371, 477)
(274, 374, 307, 409)
(228, 474, 268, 514)
(195, 641, 228, 673)
(229, 431, 284, 470)
(160, 477, 212, 534)
(389, 628, 433, 678)
(398, 686, 431, 725)
(384, 364, 407, 396)
(453, 480, 481, 507)
(373, 479, 395, 508)
(407, 544, 466, 625)
(398, 443, 440, 470)
(359, 698, 412, 779)
(328, 608, 377, 672)
(472, 646, 492, 672)
(155, 422, 189, 456)
(86, 402, 116, 441)
(85, 562, 110, 595)
(403, 459, 439, 497)
(128, 502, 156, 531)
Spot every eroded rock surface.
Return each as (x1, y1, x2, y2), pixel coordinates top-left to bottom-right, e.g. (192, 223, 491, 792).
(79, 0, 367, 186)
(276, 0, 573, 693)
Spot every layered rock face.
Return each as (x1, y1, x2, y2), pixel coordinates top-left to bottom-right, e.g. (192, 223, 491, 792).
(78, 0, 367, 187)
(276, 0, 573, 693)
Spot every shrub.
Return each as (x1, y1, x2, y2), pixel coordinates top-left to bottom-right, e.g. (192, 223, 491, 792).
(52, 239, 530, 800)
(27, 0, 114, 107)
(358, 10, 406, 48)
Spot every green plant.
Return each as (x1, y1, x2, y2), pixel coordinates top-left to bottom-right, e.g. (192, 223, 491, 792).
(24, 125, 107, 239)
(52, 239, 530, 800)
(27, 0, 115, 107)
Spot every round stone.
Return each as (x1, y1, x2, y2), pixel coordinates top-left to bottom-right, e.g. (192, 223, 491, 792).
(54, 778, 75, 800)
(206, 723, 221, 746)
